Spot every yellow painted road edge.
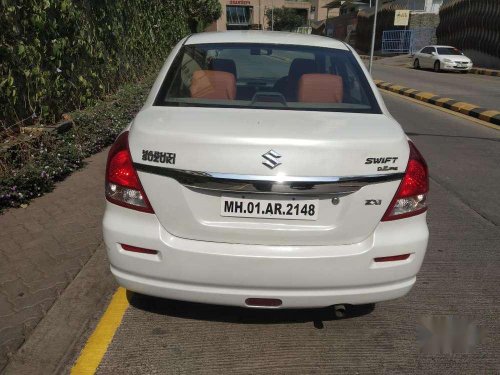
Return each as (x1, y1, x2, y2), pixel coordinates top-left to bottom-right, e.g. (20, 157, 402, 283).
(380, 89, 500, 132)
(71, 288, 128, 375)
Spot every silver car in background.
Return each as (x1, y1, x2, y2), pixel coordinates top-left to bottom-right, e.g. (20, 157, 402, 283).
(413, 45, 473, 73)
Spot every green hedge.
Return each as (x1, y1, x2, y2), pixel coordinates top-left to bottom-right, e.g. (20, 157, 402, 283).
(0, 0, 221, 131)
(0, 73, 156, 212)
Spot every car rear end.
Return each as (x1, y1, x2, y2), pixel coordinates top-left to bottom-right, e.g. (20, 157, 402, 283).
(103, 32, 429, 309)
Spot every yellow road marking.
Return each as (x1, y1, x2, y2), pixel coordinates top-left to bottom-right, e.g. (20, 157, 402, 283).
(380, 89, 500, 131)
(479, 110, 500, 122)
(433, 97, 454, 107)
(390, 85, 406, 91)
(451, 102, 479, 114)
(404, 88, 418, 94)
(71, 288, 129, 375)
(415, 92, 436, 100)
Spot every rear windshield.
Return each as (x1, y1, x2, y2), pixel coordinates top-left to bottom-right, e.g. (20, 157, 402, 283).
(437, 47, 463, 55)
(154, 43, 380, 113)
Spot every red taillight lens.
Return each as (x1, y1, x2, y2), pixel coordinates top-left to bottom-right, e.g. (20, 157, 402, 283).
(374, 254, 411, 262)
(121, 244, 158, 255)
(105, 132, 154, 213)
(108, 149, 140, 188)
(245, 298, 283, 307)
(382, 141, 428, 221)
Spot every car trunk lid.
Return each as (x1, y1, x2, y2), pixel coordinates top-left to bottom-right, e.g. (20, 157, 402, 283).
(130, 107, 409, 246)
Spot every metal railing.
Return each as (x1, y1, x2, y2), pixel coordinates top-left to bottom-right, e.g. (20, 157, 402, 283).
(381, 30, 413, 54)
(382, 28, 435, 55)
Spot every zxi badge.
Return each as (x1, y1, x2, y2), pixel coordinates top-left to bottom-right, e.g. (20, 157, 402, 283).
(365, 199, 382, 206)
(262, 150, 282, 169)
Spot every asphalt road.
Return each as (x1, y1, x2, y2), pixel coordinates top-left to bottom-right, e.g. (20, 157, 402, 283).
(81, 94, 499, 374)
(372, 62, 500, 110)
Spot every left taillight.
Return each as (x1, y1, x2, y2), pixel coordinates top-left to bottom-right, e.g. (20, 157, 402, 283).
(382, 141, 428, 221)
(105, 131, 154, 213)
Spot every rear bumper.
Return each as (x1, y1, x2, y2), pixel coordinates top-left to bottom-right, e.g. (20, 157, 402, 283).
(112, 266, 415, 307)
(103, 203, 428, 308)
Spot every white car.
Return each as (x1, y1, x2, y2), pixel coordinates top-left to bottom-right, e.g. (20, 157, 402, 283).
(103, 31, 429, 312)
(413, 45, 473, 73)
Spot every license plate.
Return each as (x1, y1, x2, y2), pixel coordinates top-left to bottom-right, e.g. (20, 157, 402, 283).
(221, 196, 319, 221)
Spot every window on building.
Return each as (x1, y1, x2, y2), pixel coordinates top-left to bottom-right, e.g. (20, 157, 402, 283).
(226, 6, 253, 26)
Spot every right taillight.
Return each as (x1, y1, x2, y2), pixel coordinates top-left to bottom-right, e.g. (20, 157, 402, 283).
(105, 131, 154, 213)
(382, 141, 429, 221)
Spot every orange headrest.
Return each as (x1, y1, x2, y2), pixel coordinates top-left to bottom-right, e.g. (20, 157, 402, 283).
(297, 74, 343, 103)
(190, 70, 236, 100)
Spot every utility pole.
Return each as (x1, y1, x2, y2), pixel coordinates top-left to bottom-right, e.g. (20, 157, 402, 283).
(368, 0, 379, 74)
(271, 0, 274, 31)
(259, 0, 264, 30)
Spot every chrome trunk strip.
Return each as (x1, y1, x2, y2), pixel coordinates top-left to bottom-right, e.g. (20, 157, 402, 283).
(134, 163, 404, 196)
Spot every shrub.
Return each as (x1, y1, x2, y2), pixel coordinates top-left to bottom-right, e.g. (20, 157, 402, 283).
(0, 0, 221, 131)
(265, 7, 306, 31)
(0, 0, 223, 211)
(0, 74, 154, 211)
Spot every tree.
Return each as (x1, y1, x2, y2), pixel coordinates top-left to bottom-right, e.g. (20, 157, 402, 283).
(265, 7, 306, 31)
(184, 0, 222, 32)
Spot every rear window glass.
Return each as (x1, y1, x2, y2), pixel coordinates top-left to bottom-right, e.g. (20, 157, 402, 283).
(154, 43, 380, 114)
(437, 47, 463, 56)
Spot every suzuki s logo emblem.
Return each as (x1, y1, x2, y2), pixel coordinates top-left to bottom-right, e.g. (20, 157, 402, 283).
(262, 150, 282, 169)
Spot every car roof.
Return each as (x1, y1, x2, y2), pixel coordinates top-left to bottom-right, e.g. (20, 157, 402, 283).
(426, 45, 455, 48)
(185, 31, 350, 50)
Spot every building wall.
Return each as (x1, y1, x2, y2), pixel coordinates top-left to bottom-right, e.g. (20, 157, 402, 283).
(214, 0, 312, 31)
(437, 0, 500, 69)
(383, 0, 443, 14)
(325, 13, 357, 40)
(310, 0, 332, 22)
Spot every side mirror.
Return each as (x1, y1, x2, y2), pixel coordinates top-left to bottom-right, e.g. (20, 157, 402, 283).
(431, 51, 437, 56)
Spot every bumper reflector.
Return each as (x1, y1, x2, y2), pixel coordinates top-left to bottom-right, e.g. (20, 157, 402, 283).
(121, 244, 158, 255)
(245, 298, 283, 307)
(374, 254, 411, 262)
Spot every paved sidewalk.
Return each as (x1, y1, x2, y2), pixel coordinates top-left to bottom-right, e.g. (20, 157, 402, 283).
(0, 148, 108, 370)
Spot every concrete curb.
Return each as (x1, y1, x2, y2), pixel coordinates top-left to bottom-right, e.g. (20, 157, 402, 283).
(359, 55, 384, 61)
(374, 79, 500, 127)
(3, 244, 117, 374)
(470, 67, 500, 77)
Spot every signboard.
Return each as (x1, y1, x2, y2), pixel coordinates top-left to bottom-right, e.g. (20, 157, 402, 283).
(394, 10, 410, 26)
(229, 0, 251, 4)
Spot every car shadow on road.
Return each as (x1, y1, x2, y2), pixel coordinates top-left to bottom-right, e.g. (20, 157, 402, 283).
(127, 291, 375, 328)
